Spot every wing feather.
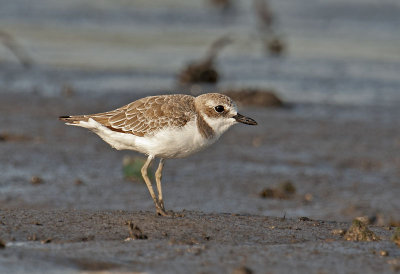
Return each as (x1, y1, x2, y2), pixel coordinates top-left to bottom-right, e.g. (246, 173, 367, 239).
(87, 94, 195, 137)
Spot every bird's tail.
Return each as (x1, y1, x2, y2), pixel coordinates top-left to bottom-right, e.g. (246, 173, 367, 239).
(59, 115, 88, 125)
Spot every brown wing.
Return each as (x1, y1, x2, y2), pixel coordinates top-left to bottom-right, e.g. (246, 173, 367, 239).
(88, 94, 196, 137)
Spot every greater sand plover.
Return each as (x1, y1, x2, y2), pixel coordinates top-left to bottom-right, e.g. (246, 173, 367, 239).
(59, 93, 257, 216)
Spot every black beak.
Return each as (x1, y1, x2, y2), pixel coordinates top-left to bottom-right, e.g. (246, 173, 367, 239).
(233, 113, 257, 125)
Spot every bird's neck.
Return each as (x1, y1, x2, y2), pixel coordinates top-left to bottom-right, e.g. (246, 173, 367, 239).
(196, 112, 215, 139)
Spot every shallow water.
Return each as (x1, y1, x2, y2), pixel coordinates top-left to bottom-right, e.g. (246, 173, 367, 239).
(1, 0, 400, 105)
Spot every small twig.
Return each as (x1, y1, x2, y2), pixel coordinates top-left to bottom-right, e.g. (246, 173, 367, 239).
(253, 0, 286, 56)
(178, 35, 232, 85)
(208, 0, 233, 11)
(253, 0, 274, 30)
(0, 30, 34, 68)
(126, 221, 148, 240)
(204, 35, 232, 65)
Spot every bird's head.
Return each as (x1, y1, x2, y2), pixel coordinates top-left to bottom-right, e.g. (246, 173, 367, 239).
(194, 93, 257, 136)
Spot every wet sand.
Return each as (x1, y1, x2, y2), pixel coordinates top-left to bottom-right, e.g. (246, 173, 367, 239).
(0, 209, 398, 273)
(0, 92, 399, 273)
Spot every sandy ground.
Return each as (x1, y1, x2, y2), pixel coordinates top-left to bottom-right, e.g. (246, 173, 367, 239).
(0, 209, 398, 274)
(0, 92, 399, 273)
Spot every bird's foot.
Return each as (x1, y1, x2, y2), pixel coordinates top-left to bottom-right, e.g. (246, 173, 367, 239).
(155, 201, 170, 216)
(155, 204, 182, 217)
(156, 206, 170, 217)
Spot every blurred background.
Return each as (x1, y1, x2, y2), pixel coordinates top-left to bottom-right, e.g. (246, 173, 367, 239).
(1, 0, 399, 104)
(0, 0, 400, 224)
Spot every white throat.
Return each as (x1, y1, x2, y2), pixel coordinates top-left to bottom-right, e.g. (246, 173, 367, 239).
(201, 114, 237, 138)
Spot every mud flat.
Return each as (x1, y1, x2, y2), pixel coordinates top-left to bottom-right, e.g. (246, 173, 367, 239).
(0, 209, 399, 273)
(0, 92, 400, 273)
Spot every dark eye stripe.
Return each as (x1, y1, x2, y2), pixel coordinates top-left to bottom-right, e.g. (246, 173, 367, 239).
(214, 105, 224, 113)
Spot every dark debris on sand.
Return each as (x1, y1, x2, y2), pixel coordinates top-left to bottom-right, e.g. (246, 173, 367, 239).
(178, 36, 231, 85)
(222, 88, 284, 107)
(392, 228, 400, 247)
(0, 132, 33, 142)
(126, 221, 148, 240)
(259, 180, 296, 199)
(0, 209, 397, 273)
(344, 219, 380, 242)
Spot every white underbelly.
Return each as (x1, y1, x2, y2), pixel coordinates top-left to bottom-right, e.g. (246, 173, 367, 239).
(138, 120, 217, 158)
(76, 118, 218, 159)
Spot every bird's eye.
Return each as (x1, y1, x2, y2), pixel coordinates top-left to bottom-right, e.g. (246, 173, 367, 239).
(214, 105, 225, 113)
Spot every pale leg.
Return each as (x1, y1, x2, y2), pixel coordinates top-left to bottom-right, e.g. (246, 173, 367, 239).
(141, 155, 167, 216)
(155, 158, 165, 210)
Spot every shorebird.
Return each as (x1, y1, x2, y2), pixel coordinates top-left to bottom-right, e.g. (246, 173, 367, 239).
(59, 93, 257, 216)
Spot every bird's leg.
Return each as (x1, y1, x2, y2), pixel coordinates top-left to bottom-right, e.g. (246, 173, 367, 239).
(141, 155, 167, 216)
(155, 158, 165, 210)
